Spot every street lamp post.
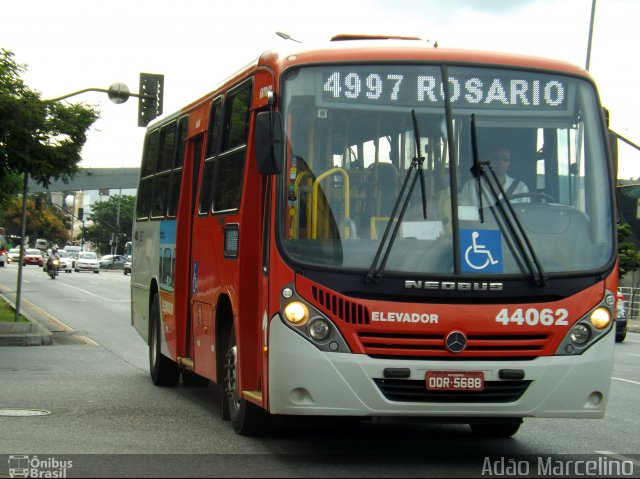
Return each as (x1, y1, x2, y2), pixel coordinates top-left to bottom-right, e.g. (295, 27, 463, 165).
(65, 194, 75, 244)
(13, 76, 163, 322)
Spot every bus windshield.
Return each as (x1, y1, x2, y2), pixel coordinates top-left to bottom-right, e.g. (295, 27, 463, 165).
(279, 64, 614, 276)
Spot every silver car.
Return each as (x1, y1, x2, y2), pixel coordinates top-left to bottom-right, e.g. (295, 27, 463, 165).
(74, 251, 100, 273)
(57, 250, 73, 273)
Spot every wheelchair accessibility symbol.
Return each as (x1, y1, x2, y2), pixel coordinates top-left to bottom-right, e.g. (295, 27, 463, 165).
(460, 229, 503, 273)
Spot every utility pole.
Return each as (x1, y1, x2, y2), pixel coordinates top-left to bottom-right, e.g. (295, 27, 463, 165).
(585, 0, 596, 70)
(14, 171, 29, 322)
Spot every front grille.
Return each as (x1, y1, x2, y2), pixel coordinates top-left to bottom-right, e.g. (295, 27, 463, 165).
(374, 378, 532, 403)
(311, 286, 370, 325)
(359, 332, 550, 358)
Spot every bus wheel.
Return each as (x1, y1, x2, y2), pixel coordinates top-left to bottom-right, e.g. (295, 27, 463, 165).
(149, 293, 180, 387)
(224, 329, 272, 435)
(469, 418, 522, 438)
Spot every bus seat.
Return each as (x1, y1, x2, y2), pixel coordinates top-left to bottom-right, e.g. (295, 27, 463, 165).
(368, 162, 399, 217)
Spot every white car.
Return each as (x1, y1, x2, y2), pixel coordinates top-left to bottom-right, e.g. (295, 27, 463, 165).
(7, 248, 21, 263)
(57, 250, 73, 273)
(74, 251, 100, 273)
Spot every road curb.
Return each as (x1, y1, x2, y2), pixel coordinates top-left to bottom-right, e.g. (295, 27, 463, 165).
(0, 288, 54, 346)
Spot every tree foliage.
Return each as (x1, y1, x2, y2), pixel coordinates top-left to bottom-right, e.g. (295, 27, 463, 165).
(618, 223, 640, 278)
(84, 195, 135, 256)
(1, 194, 69, 246)
(0, 49, 100, 206)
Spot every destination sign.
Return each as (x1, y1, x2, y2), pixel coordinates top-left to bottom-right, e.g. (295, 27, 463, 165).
(318, 67, 569, 112)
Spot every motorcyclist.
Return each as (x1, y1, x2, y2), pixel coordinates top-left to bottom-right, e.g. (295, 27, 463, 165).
(47, 246, 60, 275)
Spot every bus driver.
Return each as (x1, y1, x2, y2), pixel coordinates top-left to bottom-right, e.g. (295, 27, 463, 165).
(460, 145, 530, 207)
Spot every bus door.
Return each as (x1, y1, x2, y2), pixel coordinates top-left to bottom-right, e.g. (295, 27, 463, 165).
(189, 96, 224, 382)
(182, 134, 216, 378)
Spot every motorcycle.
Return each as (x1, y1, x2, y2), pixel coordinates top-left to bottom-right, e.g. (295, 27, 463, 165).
(47, 258, 59, 279)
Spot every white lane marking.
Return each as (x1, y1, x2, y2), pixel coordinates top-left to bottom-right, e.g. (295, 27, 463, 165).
(56, 282, 129, 302)
(612, 377, 640, 386)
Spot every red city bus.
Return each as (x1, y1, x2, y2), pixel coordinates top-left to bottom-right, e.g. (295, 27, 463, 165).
(131, 35, 618, 436)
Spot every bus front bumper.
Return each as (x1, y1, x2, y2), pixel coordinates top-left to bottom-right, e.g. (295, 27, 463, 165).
(267, 316, 614, 418)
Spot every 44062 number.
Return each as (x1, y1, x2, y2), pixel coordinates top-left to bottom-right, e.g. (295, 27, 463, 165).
(495, 308, 569, 327)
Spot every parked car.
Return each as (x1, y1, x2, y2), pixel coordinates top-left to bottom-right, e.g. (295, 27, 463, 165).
(23, 249, 44, 266)
(7, 248, 21, 263)
(99, 254, 125, 269)
(123, 255, 132, 275)
(616, 289, 627, 343)
(0, 250, 5, 267)
(75, 251, 100, 273)
(57, 250, 73, 273)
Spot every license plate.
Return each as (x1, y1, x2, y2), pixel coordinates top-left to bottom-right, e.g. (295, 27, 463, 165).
(425, 371, 484, 391)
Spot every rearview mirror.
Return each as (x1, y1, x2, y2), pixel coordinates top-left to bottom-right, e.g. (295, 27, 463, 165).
(255, 110, 282, 175)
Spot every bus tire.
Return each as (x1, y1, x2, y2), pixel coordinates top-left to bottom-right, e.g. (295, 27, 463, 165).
(224, 328, 272, 436)
(149, 293, 180, 387)
(469, 418, 522, 437)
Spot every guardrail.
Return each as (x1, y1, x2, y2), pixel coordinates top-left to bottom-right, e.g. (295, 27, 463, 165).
(618, 286, 640, 320)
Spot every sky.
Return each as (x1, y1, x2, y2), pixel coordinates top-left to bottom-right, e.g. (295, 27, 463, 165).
(2, 0, 639, 179)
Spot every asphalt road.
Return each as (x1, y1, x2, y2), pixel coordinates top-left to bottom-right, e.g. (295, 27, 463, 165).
(0, 263, 639, 477)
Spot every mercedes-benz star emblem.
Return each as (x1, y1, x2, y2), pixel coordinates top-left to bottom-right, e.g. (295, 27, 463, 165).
(445, 330, 467, 353)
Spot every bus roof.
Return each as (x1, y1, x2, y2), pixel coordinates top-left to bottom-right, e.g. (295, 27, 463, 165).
(257, 36, 589, 78)
(147, 35, 592, 130)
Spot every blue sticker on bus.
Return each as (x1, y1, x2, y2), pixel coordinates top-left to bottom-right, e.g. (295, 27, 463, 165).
(159, 221, 176, 292)
(460, 229, 503, 273)
(192, 261, 198, 294)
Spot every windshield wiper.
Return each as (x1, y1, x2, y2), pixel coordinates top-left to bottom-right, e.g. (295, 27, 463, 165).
(469, 114, 547, 286)
(469, 114, 486, 222)
(365, 109, 427, 284)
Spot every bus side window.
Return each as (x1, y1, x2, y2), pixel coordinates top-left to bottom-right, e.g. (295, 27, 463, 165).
(137, 130, 161, 220)
(151, 122, 177, 218)
(167, 116, 188, 218)
(212, 81, 252, 213)
(198, 99, 222, 215)
(198, 160, 215, 215)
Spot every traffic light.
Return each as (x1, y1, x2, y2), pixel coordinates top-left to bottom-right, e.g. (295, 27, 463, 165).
(138, 73, 164, 127)
(77, 208, 83, 221)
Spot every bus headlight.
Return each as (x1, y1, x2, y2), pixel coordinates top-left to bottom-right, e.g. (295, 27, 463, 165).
(283, 301, 310, 326)
(589, 308, 611, 330)
(308, 319, 331, 341)
(570, 324, 590, 344)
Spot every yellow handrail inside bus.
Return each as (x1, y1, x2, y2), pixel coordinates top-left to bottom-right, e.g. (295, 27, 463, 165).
(370, 216, 396, 240)
(311, 168, 350, 239)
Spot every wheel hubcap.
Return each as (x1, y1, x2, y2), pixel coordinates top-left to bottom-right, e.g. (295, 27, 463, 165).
(225, 345, 240, 412)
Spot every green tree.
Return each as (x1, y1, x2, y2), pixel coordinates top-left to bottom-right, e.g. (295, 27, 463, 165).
(618, 223, 640, 278)
(84, 195, 135, 255)
(0, 49, 100, 206)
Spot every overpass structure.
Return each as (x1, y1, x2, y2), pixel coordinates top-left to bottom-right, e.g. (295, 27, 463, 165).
(27, 167, 140, 193)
